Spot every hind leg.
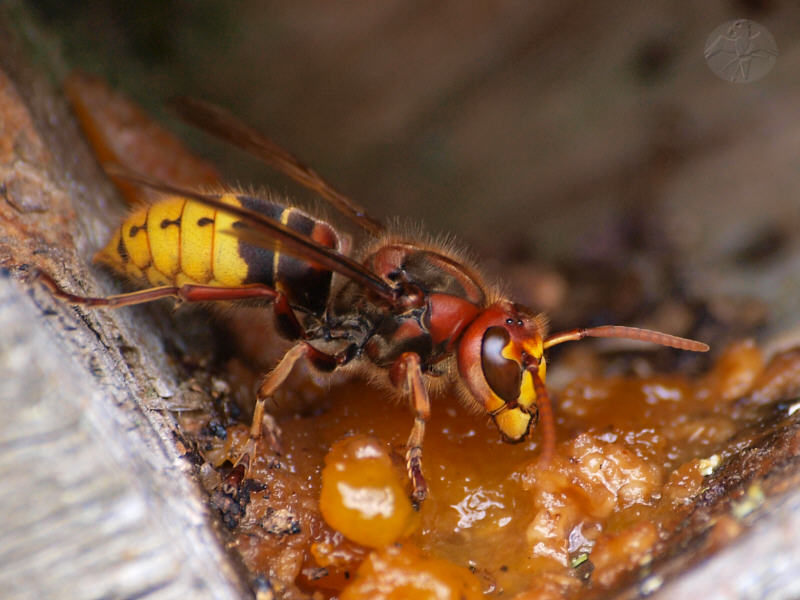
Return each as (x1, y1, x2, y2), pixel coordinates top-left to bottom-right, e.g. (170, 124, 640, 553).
(37, 271, 281, 306)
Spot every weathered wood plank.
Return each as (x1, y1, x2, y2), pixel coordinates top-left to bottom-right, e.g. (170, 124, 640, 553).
(0, 8, 249, 600)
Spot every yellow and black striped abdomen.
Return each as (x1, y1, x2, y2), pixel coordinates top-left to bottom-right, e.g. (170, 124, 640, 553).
(94, 193, 339, 314)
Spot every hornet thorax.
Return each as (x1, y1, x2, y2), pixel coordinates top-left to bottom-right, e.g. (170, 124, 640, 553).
(323, 243, 488, 370)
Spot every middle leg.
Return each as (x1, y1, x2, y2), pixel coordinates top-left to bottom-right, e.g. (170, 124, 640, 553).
(390, 352, 431, 504)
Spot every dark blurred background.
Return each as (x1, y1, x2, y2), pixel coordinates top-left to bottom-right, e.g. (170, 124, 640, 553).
(18, 0, 800, 353)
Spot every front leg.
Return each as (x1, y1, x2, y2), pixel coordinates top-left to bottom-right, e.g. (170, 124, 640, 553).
(390, 352, 431, 504)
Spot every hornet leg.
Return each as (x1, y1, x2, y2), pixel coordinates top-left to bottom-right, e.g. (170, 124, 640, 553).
(390, 352, 431, 504)
(238, 341, 338, 471)
(38, 271, 280, 306)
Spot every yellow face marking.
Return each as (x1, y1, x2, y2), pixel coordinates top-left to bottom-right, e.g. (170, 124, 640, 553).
(496, 334, 546, 411)
(147, 196, 184, 279)
(180, 200, 215, 284)
(500, 335, 543, 364)
(121, 206, 152, 269)
(500, 340, 521, 363)
(518, 370, 535, 409)
(211, 194, 250, 286)
(495, 407, 532, 441)
(485, 391, 506, 415)
(518, 358, 547, 409)
(521, 336, 544, 361)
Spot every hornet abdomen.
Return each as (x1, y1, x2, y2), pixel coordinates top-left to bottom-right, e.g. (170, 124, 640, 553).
(94, 193, 339, 314)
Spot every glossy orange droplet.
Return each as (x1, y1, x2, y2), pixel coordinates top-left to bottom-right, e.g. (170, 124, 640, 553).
(341, 544, 484, 600)
(320, 434, 418, 548)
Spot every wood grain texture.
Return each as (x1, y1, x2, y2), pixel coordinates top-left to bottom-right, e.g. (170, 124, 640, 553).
(0, 8, 248, 600)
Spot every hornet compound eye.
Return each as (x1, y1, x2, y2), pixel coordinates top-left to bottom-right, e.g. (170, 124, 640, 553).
(481, 326, 521, 403)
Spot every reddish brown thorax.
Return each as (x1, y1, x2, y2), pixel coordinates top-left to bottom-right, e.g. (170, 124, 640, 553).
(425, 293, 481, 351)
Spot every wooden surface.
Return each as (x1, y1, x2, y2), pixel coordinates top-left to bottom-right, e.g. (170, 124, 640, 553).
(0, 279, 245, 600)
(650, 492, 800, 600)
(0, 10, 249, 600)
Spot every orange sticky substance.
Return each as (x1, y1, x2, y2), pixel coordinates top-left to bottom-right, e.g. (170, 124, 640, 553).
(319, 435, 418, 548)
(340, 544, 483, 600)
(204, 340, 781, 598)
